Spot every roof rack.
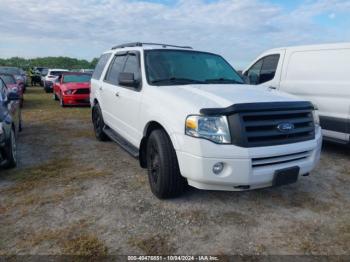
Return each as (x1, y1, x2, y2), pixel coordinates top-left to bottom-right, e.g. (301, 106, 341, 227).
(111, 42, 192, 50)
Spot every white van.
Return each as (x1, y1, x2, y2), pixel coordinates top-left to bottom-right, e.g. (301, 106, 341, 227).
(243, 43, 350, 144)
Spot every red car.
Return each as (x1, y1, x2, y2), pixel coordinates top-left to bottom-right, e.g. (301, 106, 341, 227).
(0, 73, 24, 107)
(53, 73, 91, 106)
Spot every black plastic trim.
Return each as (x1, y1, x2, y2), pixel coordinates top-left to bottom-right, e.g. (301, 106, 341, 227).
(320, 116, 349, 134)
(200, 101, 314, 116)
(112, 42, 192, 50)
(103, 127, 139, 158)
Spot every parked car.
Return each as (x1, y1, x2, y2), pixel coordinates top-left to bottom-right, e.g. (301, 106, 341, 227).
(242, 43, 350, 145)
(0, 74, 24, 107)
(53, 72, 91, 106)
(40, 68, 49, 86)
(0, 76, 22, 169)
(0, 67, 26, 92)
(43, 69, 69, 93)
(90, 42, 322, 199)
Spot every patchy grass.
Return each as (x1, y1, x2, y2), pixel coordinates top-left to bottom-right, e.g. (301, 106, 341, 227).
(62, 234, 108, 256)
(18, 221, 108, 256)
(128, 234, 175, 255)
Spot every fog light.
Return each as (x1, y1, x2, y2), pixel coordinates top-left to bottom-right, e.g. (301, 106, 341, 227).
(213, 162, 224, 175)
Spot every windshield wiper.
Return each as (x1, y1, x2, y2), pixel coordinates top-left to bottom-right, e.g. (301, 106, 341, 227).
(151, 77, 204, 85)
(204, 78, 243, 84)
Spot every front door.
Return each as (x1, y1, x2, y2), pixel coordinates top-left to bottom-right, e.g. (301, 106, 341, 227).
(109, 52, 143, 147)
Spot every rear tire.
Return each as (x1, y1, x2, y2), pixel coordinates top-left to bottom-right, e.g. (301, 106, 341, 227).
(92, 103, 109, 141)
(3, 128, 17, 169)
(146, 129, 186, 199)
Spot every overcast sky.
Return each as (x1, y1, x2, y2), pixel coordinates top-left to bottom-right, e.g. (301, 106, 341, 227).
(0, 0, 349, 68)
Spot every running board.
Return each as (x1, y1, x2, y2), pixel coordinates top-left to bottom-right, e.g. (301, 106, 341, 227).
(103, 127, 139, 158)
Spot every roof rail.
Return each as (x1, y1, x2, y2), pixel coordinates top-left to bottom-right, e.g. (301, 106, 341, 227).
(111, 42, 192, 50)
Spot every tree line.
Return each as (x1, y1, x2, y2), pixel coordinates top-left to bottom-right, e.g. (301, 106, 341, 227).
(0, 56, 99, 71)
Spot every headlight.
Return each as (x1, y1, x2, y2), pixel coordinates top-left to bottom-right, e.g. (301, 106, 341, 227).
(185, 115, 231, 144)
(312, 110, 320, 126)
(65, 90, 73, 95)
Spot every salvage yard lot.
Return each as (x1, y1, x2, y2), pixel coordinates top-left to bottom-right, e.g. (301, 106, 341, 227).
(0, 87, 349, 256)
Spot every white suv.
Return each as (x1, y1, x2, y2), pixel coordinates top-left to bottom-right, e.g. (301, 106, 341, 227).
(43, 69, 68, 92)
(90, 42, 322, 199)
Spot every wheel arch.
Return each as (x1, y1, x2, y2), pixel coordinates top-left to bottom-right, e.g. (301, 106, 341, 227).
(139, 121, 178, 169)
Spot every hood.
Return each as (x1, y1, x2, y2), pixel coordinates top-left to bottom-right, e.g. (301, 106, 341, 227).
(154, 84, 303, 113)
(61, 82, 90, 90)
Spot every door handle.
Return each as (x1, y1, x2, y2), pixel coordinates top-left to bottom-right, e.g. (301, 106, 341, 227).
(115, 92, 120, 97)
(99, 86, 103, 91)
(269, 86, 277, 90)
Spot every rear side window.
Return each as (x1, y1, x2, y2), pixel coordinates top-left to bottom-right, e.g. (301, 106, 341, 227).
(105, 54, 127, 85)
(92, 53, 112, 80)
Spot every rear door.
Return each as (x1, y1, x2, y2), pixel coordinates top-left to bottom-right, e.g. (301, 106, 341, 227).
(102, 52, 128, 132)
(91, 53, 112, 114)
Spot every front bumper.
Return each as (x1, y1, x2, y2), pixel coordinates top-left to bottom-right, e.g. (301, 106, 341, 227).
(62, 94, 90, 106)
(176, 126, 322, 191)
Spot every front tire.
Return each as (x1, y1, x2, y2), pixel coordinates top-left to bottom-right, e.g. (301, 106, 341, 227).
(146, 129, 186, 199)
(92, 103, 109, 141)
(3, 129, 17, 169)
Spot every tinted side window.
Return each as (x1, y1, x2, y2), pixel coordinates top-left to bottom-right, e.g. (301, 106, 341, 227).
(260, 55, 280, 84)
(246, 59, 263, 85)
(123, 53, 141, 81)
(105, 54, 127, 85)
(92, 53, 112, 80)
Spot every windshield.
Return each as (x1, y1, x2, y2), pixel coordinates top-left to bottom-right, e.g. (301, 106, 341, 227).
(144, 50, 244, 86)
(63, 74, 91, 83)
(0, 67, 21, 75)
(0, 75, 16, 85)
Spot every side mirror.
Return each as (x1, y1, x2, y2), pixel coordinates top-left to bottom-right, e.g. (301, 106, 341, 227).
(119, 72, 139, 88)
(7, 91, 20, 101)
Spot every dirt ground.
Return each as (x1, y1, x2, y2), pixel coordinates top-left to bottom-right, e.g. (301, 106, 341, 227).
(0, 87, 349, 256)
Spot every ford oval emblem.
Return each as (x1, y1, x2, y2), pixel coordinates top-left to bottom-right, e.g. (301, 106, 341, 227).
(277, 122, 295, 133)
